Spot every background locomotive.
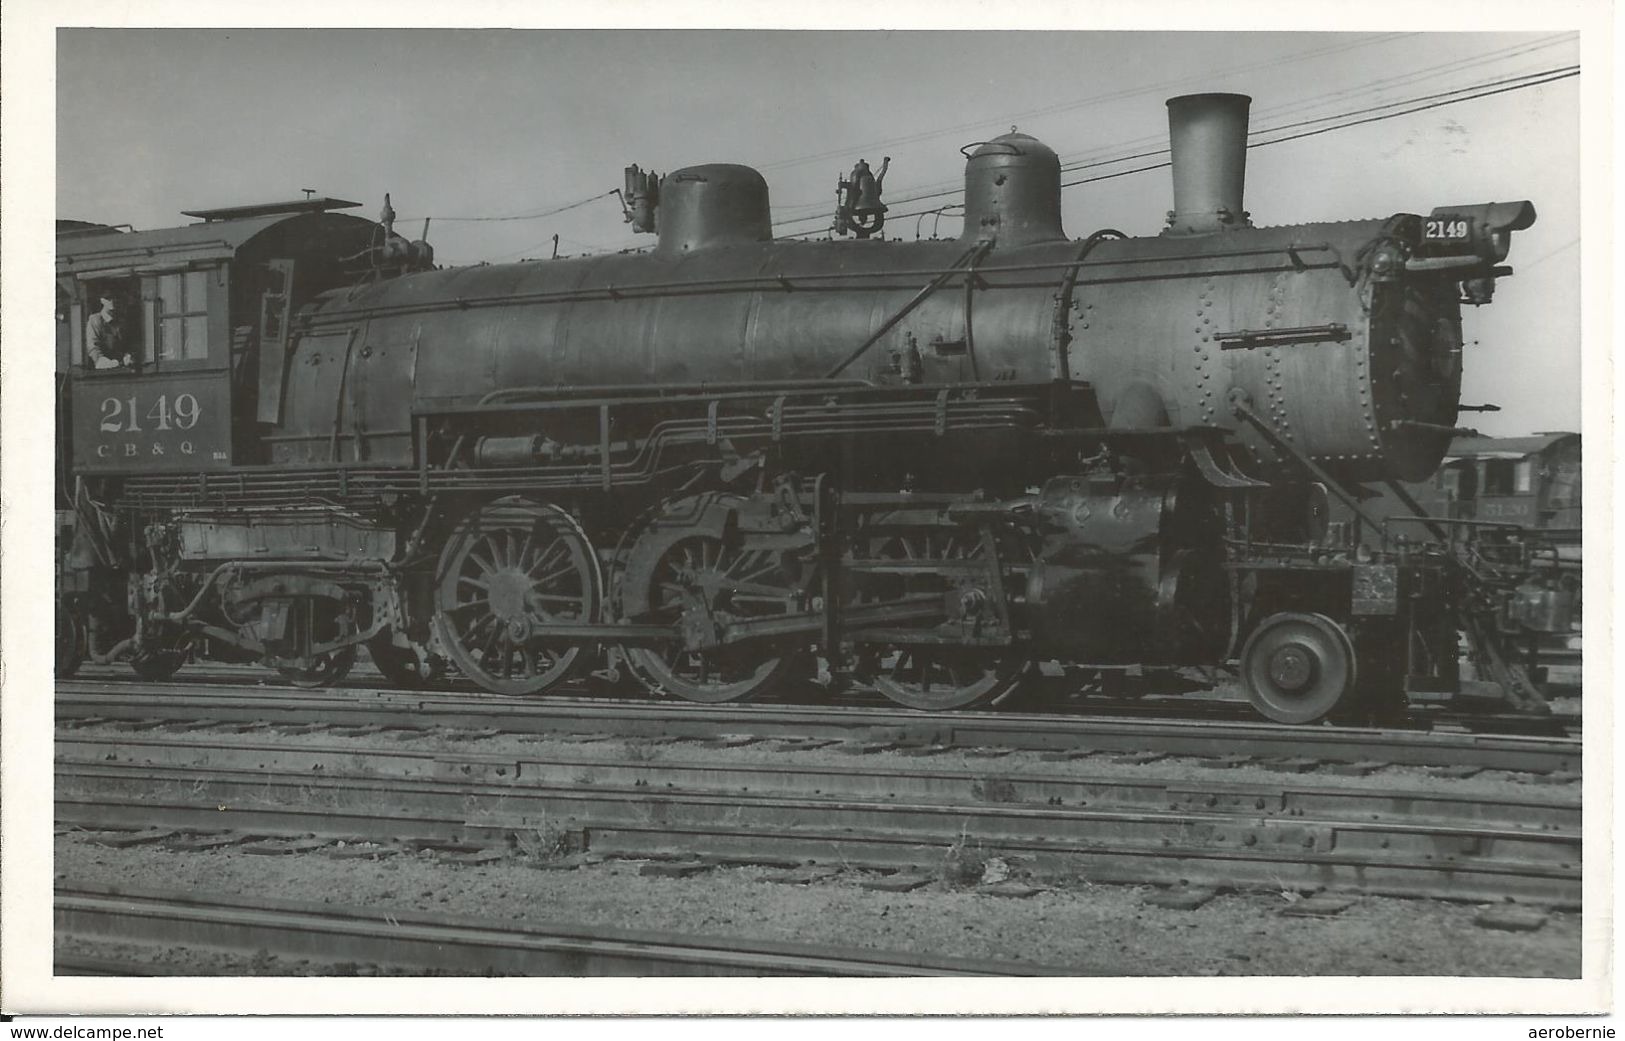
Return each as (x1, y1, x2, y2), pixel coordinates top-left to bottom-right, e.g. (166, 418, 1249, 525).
(1340, 432, 1582, 695)
(55, 92, 1543, 723)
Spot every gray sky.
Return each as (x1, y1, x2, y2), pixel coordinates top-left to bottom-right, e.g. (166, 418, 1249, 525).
(58, 29, 1581, 437)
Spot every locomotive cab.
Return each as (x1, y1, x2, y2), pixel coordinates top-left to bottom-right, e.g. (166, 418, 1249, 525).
(56, 198, 379, 475)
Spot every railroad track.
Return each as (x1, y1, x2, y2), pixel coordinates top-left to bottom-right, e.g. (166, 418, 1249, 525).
(62, 663, 1581, 732)
(57, 884, 1049, 976)
(57, 677, 1581, 774)
(56, 731, 1581, 906)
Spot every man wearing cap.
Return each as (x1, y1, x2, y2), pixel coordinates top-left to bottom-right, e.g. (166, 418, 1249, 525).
(85, 294, 133, 370)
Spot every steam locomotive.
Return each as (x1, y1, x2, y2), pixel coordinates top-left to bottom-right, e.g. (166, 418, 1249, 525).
(55, 93, 1544, 723)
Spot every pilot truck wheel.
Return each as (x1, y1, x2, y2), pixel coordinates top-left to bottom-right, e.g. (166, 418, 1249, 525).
(1239, 612, 1356, 724)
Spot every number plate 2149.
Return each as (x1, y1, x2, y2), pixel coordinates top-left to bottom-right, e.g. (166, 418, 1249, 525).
(74, 377, 230, 470)
(1424, 216, 1473, 241)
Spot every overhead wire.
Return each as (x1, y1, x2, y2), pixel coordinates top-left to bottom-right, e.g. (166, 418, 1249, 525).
(460, 39, 1578, 258)
(1245, 66, 1578, 152)
(404, 191, 628, 265)
(754, 32, 1418, 174)
(478, 215, 634, 263)
(762, 34, 1414, 216)
(767, 32, 1577, 222)
(1056, 42, 1579, 173)
(1066, 63, 1579, 178)
(397, 189, 619, 224)
(769, 33, 1580, 226)
(443, 36, 1570, 255)
(1066, 31, 1578, 152)
(769, 63, 1581, 237)
(1512, 238, 1579, 272)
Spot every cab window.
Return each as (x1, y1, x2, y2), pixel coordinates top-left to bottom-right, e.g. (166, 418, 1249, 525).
(78, 279, 140, 373)
(1483, 460, 1516, 496)
(1546, 452, 1581, 510)
(147, 269, 212, 362)
(56, 284, 73, 372)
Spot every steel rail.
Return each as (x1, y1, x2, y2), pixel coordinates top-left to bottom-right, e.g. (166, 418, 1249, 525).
(53, 953, 193, 976)
(57, 733, 1580, 831)
(56, 884, 1050, 976)
(55, 760, 1580, 906)
(66, 663, 1579, 730)
(56, 677, 1583, 773)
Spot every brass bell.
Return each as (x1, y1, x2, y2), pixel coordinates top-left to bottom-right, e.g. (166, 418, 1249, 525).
(834, 156, 891, 239)
(848, 157, 890, 213)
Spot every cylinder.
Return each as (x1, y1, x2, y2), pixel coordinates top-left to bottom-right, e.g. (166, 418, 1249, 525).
(1164, 93, 1251, 236)
(1025, 473, 1227, 663)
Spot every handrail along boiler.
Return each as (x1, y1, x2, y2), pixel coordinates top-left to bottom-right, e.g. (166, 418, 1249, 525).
(55, 93, 1543, 722)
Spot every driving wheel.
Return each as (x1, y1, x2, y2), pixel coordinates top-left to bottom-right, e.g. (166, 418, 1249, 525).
(432, 498, 601, 696)
(856, 526, 1029, 710)
(619, 495, 805, 704)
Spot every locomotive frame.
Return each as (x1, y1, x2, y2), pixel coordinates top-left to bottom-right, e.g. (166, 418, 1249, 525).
(54, 92, 1549, 724)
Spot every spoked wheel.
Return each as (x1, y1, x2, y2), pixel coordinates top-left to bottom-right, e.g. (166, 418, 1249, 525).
(855, 526, 1030, 711)
(620, 500, 806, 703)
(1240, 611, 1356, 724)
(57, 606, 87, 679)
(273, 598, 357, 689)
(868, 647, 1028, 711)
(432, 498, 601, 696)
(366, 633, 446, 689)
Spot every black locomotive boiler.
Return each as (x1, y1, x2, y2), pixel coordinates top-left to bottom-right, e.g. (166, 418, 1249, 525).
(55, 93, 1541, 723)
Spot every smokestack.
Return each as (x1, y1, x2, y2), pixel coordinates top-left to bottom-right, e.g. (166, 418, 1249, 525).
(1164, 93, 1252, 236)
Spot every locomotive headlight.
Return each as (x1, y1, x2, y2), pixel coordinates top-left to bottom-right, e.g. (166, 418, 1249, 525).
(1370, 247, 1400, 279)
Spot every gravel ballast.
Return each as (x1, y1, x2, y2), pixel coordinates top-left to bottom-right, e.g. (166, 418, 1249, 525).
(55, 834, 1580, 977)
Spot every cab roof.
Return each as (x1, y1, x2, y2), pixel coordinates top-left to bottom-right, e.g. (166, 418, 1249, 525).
(1446, 432, 1579, 462)
(56, 201, 369, 279)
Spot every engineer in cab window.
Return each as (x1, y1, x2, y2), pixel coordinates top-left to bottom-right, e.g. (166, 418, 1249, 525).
(85, 293, 133, 370)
